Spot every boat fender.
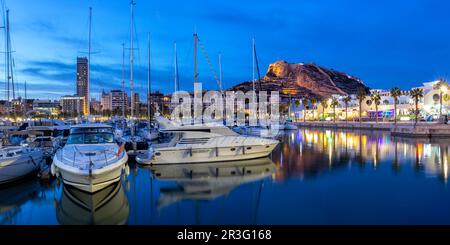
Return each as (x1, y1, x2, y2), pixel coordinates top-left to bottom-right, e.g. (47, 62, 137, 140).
(50, 163, 59, 177)
(117, 143, 125, 157)
(89, 161, 94, 177)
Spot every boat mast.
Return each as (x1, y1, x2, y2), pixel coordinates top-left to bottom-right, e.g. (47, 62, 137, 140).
(174, 42, 179, 92)
(130, 0, 135, 119)
(252, 37, 255, 93)
(147, 32, 151, 123)
(218, 52, 222, 92)
(23, 80, 27, 116)
(121, 43, 125, 118)
(87, 7, 92, 116)
(5, 9, 13, 103)
(193, 33, 198, 87)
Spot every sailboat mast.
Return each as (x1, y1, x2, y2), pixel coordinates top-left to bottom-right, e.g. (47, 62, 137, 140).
(218, 52, 222, 92)
(130, 0, 135, 119)
(147, 32, 151, 122)
(87, 7, 92, 116)
(8, 10, 14, 101)
(122, 43, 125, 118)
(193, 33, 198, 87)
(4, 9, 9, 102)
(5, 9, 10, 102)
(174, 42, 178, 92)
(252, 37, 255, 93)
(24, 80, 27, 101)
(23, 80, 27, 115)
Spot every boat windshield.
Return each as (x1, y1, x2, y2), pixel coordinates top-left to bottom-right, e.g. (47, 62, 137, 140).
(67, 133, 114, 144)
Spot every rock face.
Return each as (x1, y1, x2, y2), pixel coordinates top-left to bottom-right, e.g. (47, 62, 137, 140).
(229, 60, 369, 99)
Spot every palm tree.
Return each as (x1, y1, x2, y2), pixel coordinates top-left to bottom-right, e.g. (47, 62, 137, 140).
(371, 91, 381, 124)
(330, 97, 339, 123)
(356, 87, 367, 125)
(343, 96, 351, 123)
(310, 98, 317, 121)
(320, 99, 328, 120)
(294, 100, 300, 122)
(434, 79, 448, 119)
(301, 98, 309, 122)
(410, 88, 424, 125)
(390, 87, 401, 124)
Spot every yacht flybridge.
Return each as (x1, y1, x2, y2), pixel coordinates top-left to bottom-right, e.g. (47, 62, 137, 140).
(136, 116, 279, 165)
(51, 124, 128, 193)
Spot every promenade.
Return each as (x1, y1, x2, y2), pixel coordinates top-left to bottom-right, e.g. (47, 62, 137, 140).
(296, 121, 450, 138)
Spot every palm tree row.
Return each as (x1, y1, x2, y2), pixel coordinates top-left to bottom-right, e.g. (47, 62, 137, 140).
(298, 82, 446, 123)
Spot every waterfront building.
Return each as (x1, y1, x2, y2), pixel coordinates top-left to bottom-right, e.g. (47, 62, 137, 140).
(111, 90, 128, 115)
(101, 91, 112, 112)
(100, 90, 128, 116)
(90, 98, 101, 115)
(151, 91, 171, 115)
(60, 95, 85, 116)
(32, 99, 60, 115)
(76, 57, 89, 115)
(0, 100, 7, 116)
(295, 80, 449, 122)
(421, 81, 449, 119)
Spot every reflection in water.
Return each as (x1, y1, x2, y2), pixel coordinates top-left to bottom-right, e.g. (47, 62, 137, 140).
(56, 182, 129, 225)
(0, 179, 42, 224)
(273, 129, 450, 183)
(1, 129, 450, 224)
(149, 158, 276, 210)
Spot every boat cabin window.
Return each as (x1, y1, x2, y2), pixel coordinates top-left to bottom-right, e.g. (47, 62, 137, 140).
(67, 127, 114, 144)
(70, 127, 113, 134)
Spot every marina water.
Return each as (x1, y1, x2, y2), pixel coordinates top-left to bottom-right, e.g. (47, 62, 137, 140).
(1, 128, 449, 225)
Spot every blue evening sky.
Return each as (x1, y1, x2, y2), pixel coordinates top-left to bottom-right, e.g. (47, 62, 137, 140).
(1, 0, 450, 100)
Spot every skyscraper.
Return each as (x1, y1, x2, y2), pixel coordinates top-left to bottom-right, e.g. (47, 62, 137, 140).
(76, 57, 89, 115)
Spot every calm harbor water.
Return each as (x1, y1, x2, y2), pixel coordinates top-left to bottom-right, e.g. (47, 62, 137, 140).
(1, 128, 450, 225)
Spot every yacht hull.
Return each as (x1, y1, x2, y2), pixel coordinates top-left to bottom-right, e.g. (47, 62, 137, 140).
(0, 151, 43, 184)
(52, 154, 128, 193)
(136, 143, 277, 165)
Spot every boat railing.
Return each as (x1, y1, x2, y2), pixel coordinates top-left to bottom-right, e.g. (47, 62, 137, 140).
(65, 147, 111, 169)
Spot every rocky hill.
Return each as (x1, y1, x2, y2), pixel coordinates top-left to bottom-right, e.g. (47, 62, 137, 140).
(228, 60, 369, 99)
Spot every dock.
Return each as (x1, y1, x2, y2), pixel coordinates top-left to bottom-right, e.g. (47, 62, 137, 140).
(296, 121, 450, 138)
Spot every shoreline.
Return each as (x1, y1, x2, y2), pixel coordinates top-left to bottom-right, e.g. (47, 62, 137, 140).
(295, 121, 450, 138)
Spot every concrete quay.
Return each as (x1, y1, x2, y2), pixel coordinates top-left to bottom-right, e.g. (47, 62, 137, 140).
(296, 121, 450, 138)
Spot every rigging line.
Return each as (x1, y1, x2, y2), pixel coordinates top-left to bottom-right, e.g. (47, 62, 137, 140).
(197, 37, 221, 92)
(253, 44, 263, 92)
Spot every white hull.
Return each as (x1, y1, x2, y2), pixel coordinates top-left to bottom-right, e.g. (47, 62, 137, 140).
(0, 150, 43, 184)
(52, 145, 129, 193)
(136, 142, 277, 165)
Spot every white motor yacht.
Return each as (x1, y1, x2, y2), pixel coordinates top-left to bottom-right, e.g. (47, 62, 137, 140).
(0, 146, 43, 184)
(51, 124, 129, 193)
(136, 116, 279, 165)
